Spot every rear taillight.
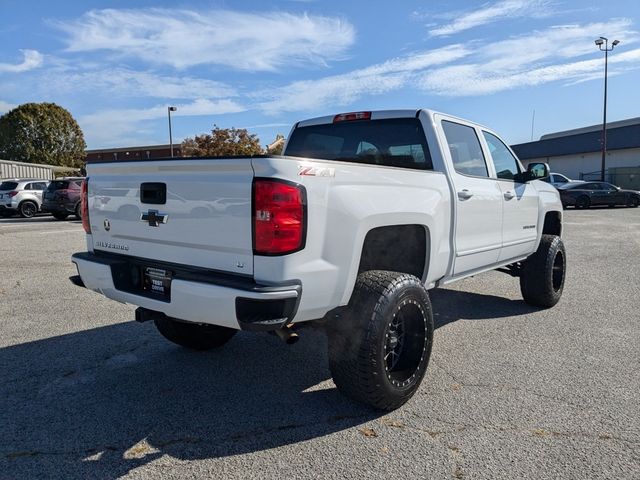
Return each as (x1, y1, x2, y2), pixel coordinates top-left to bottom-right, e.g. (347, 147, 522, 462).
(253, 178, 306, 255)
(7, 191, 18, 197)
(333, 111, 371, 122)
(81, 178, 91, 234)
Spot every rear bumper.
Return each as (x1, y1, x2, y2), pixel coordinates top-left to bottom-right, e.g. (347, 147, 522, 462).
(71, 252, 301, 331)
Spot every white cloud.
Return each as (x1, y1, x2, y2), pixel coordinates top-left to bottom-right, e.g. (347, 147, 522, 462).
(252, 18, 639, 113)
(428, 0, 551, 37)
(80, 99, 246, 147)
(0, 49, 43, 73)
(54, 8, 355, 71)
(419, 19, 639, 96)
(47, 68, 237, 99)
(258, 45, 470, 113)
(0, 100, 17, 114)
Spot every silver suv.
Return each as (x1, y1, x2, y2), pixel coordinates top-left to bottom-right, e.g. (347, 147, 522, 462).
(0, 178, 49, 218)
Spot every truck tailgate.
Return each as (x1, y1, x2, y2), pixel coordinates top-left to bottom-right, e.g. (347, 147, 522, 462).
(87, 158, 254, 275)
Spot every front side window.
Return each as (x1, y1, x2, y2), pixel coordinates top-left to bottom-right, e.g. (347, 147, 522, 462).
(553, 175, 568, 183)
(441, 121, 488, 177)
(482, 131, 521, 180)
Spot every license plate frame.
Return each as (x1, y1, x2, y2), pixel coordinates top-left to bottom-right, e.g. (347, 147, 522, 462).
(142, 267, 172, 299)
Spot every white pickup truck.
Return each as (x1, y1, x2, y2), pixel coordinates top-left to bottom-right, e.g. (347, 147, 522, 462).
(72, 109, 566, 410)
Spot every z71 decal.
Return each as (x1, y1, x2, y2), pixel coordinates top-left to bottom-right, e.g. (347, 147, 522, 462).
(298, 165, 336, 177)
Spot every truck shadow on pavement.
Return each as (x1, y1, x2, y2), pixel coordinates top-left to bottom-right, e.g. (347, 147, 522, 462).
(430, 288, 539, 329)
(1, 289, 536, 478)
(0, 321, 380, 478)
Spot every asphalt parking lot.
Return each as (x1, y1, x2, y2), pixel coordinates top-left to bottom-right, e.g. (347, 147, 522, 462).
(0, 209, 638, 479)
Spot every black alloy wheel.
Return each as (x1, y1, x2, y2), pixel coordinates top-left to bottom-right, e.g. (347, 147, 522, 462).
(19, 201, 38, 218)
(575, 196, 590, 209)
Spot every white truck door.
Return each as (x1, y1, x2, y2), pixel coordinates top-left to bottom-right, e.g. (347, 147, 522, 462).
(440, 119, 503, 274)
(480, 131, 539, 262)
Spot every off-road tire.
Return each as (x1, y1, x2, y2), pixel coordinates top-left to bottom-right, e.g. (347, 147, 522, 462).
(520, 234, 566, 308)
(19, 201, 38, 218)
(154, 316, 237, 350)
(327, 270, 434, 410)
(52, 212, 68, 220)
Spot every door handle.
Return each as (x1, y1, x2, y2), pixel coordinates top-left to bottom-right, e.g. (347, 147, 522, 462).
(503, 191, 515, 200)
(457, 189, 473, 200)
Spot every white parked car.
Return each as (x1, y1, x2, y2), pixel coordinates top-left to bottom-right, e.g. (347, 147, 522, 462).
(0, 178, 49, 218)
(543, 172, 584, 188)
(72, 109, 566, 410)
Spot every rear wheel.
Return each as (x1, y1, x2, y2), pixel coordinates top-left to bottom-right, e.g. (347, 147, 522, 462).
(75, 203, 82, 220)
(154, 316, 237, 350)
(575, 196, 590, 209)
(520, 235, 566, 308)
(327, 271, 434, 410)
(52, 212, 68, 220)
(628, 197, 639, 208)
(19, 201, 38, 218)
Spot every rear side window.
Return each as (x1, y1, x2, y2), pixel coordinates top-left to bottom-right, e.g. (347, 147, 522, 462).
(48, 181, 70, 191)
(285, 118, 433, 170)
(0, 181, 18, 190)
(482, 131, 521, 180)
(441, 121, 488, 178)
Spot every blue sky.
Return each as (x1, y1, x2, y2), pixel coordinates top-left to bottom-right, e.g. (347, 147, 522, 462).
(1, 0, 639, 149)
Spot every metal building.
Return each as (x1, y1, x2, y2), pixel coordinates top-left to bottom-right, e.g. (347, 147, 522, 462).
(0, 159, 56, 180)
(511, 117, 640, 189)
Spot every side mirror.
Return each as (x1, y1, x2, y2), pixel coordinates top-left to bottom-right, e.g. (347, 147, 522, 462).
(528, 162, 550, 180)
(514, 162, 550, 183)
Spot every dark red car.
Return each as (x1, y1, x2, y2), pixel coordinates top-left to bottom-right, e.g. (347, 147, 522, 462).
(41, 177, 85, 220)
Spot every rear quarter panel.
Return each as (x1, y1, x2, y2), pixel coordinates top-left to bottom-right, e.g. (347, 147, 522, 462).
(252, 156, 451, 321)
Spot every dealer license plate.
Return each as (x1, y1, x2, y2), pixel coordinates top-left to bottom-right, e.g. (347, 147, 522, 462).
(143, 267, 172, 299)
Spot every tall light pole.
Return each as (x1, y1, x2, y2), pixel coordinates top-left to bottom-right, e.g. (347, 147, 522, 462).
(594, 37, 619, 182)
(168, 106, 177, 158)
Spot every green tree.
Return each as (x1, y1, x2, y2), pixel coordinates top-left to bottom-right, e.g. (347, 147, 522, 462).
(0, 103, 86, 167)
(181, 125, 263, 157)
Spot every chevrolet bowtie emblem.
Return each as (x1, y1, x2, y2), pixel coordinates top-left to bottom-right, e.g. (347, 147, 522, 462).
(140, 210, 169, 227)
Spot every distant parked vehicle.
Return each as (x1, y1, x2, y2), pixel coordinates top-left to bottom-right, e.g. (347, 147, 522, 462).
(543, 172, 584, 188)
(41, 177, 85, 220)
(557, 181, 640, 209)
(0, 178, 49, 218)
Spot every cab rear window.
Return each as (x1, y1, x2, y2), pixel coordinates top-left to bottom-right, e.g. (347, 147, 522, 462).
(284, 118, 433, 170)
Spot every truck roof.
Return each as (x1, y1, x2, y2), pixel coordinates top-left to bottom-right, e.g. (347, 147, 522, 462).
(295, 109, 492, 131)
